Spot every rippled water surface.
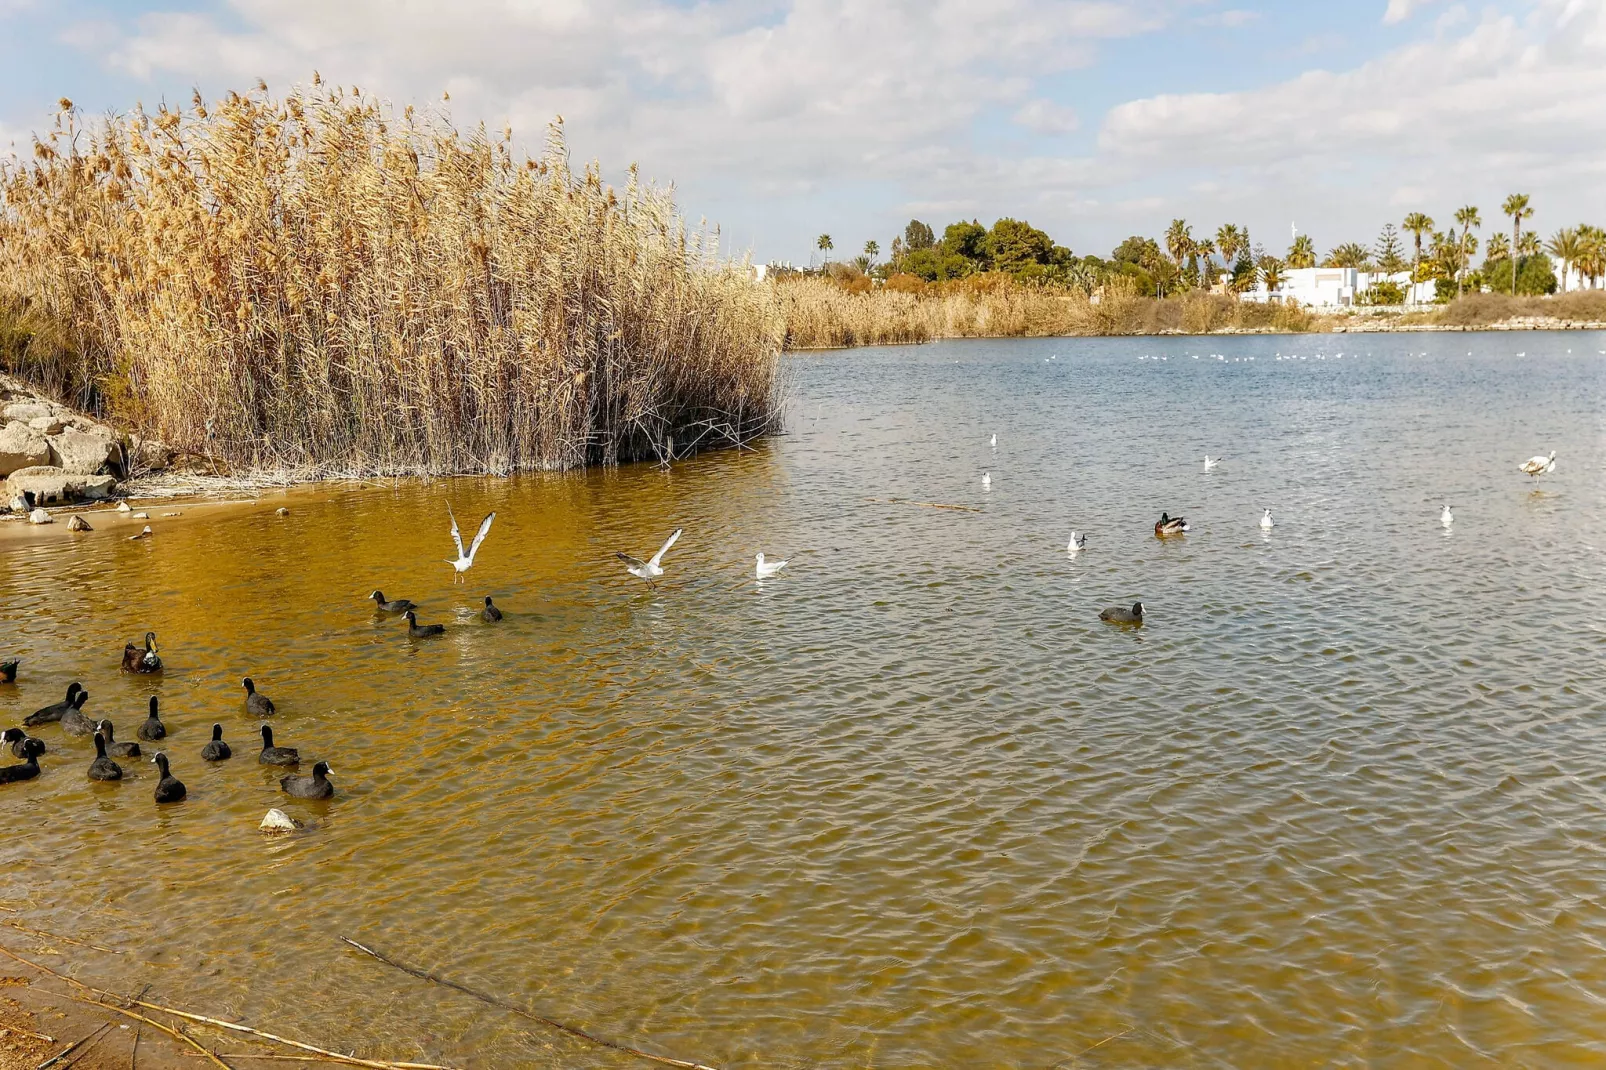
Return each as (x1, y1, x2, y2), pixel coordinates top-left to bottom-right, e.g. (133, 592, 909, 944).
(5, 332, 1606, 1067)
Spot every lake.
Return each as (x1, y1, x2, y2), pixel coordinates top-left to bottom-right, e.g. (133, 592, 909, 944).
(3, 331, 1606, 1067)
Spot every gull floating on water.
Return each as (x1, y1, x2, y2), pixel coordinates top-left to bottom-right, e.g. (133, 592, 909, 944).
(1067, 531, 1087, 554)
(618, 528, 682, 584)
(990, 434, 997, 447)
(1260, 509, 1274, 530)
(1203, 455, 1220, 471)
(1441, 504, 1453, 527)
(446, 505, 495, 583)
(1518, 450, 1557, 478)
(982, 472, 991, 488)
(755, 552, 788, 579)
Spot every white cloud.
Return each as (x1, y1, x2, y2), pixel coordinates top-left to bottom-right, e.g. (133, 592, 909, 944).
(1013, 99, 1080, 135)
(1197, 8, 1259, 28)
(1383, 0, 1444, 24)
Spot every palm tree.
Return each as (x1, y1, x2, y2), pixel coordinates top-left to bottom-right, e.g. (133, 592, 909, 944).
(1325, 242, 1372, 269)
(1165, 219, 1195, 285)
(816, 233, 833, 267)
(1454, 206, 1481, 296)
(1581, 226, 1606, 288)
(1484, 232, 1510, 268)
(1403, 212, 1433, 300)
(1547, 227, 1580, 292)
(864, 240, 879, 264)
(1287, 233, 1316, 269)
(1215, 224, 1246, 268)
(1501, 194, 1533, 295)
(1195, 238, 1218, 288)
(1259, 256, 1285, 294)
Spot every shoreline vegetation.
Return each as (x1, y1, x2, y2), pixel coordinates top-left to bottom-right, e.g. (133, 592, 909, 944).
(776, 275, 1606, 350)
(0, 82, 783, 481)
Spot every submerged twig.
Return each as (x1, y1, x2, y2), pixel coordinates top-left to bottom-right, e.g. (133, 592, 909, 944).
(34, 1023, 111, 1070)
(340, 936, 722, 1070)
(70, 995, 233, 1070)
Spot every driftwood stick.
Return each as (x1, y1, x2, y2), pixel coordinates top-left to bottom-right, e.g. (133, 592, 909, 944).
(120, 1002, 458, 1070)
(70, 995, 233, 1070)
(340, 937, 722, 1070)
(6, 921, 122, 955)
(34, 1023, 110, 1070)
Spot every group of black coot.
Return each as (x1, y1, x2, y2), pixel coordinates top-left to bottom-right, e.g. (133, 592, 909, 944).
(369, 589, 502, 635)
(1, 635, 333, 804)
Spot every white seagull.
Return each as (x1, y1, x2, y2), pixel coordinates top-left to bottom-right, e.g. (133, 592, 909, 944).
(1518, 450, 1557, 478)
(1067, 532, 1087, 554)
(1260, 509, 1274, 530)
(1441, 504, 1453, 527)
(755, 552, 788, 579)
(1203, 455, 1220, 471)
(618, 528, 682, 584)
(982, 472, 991, 488)
(446, 505, 496, 583)
(989, 434, 997, 448)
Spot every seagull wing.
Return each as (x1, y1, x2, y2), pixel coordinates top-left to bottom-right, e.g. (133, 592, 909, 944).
(616, 552, 648, 572)
(447, 504, 465, 558)
(649, 528, 682, 568)
(467, 512, 496, 562)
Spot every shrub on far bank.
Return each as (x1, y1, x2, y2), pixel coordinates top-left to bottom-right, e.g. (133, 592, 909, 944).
(1483, 254, 1559, 296)
(1438, 289, 1606, 326)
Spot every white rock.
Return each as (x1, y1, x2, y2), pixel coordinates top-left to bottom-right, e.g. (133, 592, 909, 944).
(66, 514, 92, 531)
(47, 427, 117, 475)
(4, 466, 117, 504)
(0, 421, 51, 478)
(27, 508, 52, 525)
(27, 416, 65, 435)
(1, 401, 54, 423)
(117, 501, 132, 512)
(260, 808, 302, 833)
(131, 512, 149, 519)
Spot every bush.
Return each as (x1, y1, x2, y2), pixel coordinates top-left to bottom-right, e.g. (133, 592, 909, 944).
(1361, 281, 1406, 305)
(1483, 254, 1559, 296)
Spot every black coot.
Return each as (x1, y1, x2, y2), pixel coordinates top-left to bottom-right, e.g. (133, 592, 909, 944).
(258, 725, 299, 766)
(280, 761, 334, 799)
(137, 696, 166, 741)
(201, 723, 232, 762)
(88, 733, 123, 781)
(151, 752, 185, 802)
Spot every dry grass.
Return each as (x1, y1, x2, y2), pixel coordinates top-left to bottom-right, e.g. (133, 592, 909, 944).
(778, 275, 1316, 347)
(1434, 290, 1606, 326)
(0, 83, 783, 475)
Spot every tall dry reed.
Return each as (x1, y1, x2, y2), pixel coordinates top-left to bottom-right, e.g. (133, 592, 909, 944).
(0, 83, 784, 475)
(778, 275, 1315, 348)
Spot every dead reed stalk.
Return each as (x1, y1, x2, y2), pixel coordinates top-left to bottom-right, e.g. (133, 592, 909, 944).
(0, 82, 784, 476)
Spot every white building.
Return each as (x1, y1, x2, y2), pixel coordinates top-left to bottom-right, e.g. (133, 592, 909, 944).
(1241, 267, 1435, 307)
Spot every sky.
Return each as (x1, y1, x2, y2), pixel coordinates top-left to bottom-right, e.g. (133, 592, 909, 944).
(1, 0, 1602, 265)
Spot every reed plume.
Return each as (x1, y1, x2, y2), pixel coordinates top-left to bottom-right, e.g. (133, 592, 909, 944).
(0, 83, 784, 475)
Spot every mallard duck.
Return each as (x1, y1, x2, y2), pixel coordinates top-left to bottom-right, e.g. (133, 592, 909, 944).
(24, 682, 81, 726)
(1518, 450, 1556, 478)
(1100, 601, 1144, 624)
(0, 659, 17, 684)
(151, 753, 185, 803)
(243, 677, 275, 717)
(1154, 512, 1189, 536)
(122, 632, 162, 673)
(280, 761, 334, 800)
(404, 610, 445, 638)
(0, 738, 45, 783)
(369, 590, 417, 614)
(481, 596, 503, 622)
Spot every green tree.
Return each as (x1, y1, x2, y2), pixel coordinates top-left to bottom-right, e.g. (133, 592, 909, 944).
(1484, 232, 1510, 268)
(1258, 255, 1285, 293)
(1454, 206, 1481, 296)
(1325, 242, 1372, 269)
(902, 246, 975, 281)
(1287, 233, 1316, 269)
(1577, 225, 1606, 289)
(1403, 212, 1434, 287)
(1195, 237, 1217, 288)
(982, 218, 1066, 275)
(1215, 223, 1247, 267)
(904, 220, 935, 251)
(816, 233, 833, 266)
(1485, 252, 1557, 295)
(940, 220, 988, 263)
(864, 239, 879, 264)
(1164, 219, 1195, 288)
(1374, 223, 1407, 275)
(1501, 194, 1533, 295)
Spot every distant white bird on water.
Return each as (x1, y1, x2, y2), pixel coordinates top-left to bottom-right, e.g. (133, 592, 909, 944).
(1067, 531, 1087, 555)
(982, 472, 991, 489)
(1203, 455, 1220, 471)
(617, 528, 682, 584)
(989, 434, 997, 448)
(1441, 504, 1454, 527)
(1518, 450, 1557, 478)
(1260, 509, 1274, 530)
(446, 505, 496, 583)
(755, 552, 788, 579)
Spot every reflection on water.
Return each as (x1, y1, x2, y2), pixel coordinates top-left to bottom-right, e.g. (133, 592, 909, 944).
(4, 332, 1606, 1067)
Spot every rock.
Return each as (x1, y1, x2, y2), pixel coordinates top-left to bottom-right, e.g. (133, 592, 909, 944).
(27, 508, 51, 525)
(130, 511, 149, 519)
(4, 466, 118, 505)
(27, 416, 64, 435)
(0, 421, 50, 477)
(47, 428, 117, 475)
(128, 525, 152, 540)
(128, 436, 173, 473)
(275, 507, 290, 516)
(260, 808, 302, 833)
(162, 511, 182, 517)
(66, 514, 91, 531)
(116, 501, 132, 512)
(1, 401, 54, 423)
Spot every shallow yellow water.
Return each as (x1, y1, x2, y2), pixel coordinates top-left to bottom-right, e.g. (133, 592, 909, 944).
(4, 333, 1606, 1067)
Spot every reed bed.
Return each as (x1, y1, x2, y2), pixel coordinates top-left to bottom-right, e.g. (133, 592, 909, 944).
(777, 276, 1316, 348)
(0, 82, 784, 475)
